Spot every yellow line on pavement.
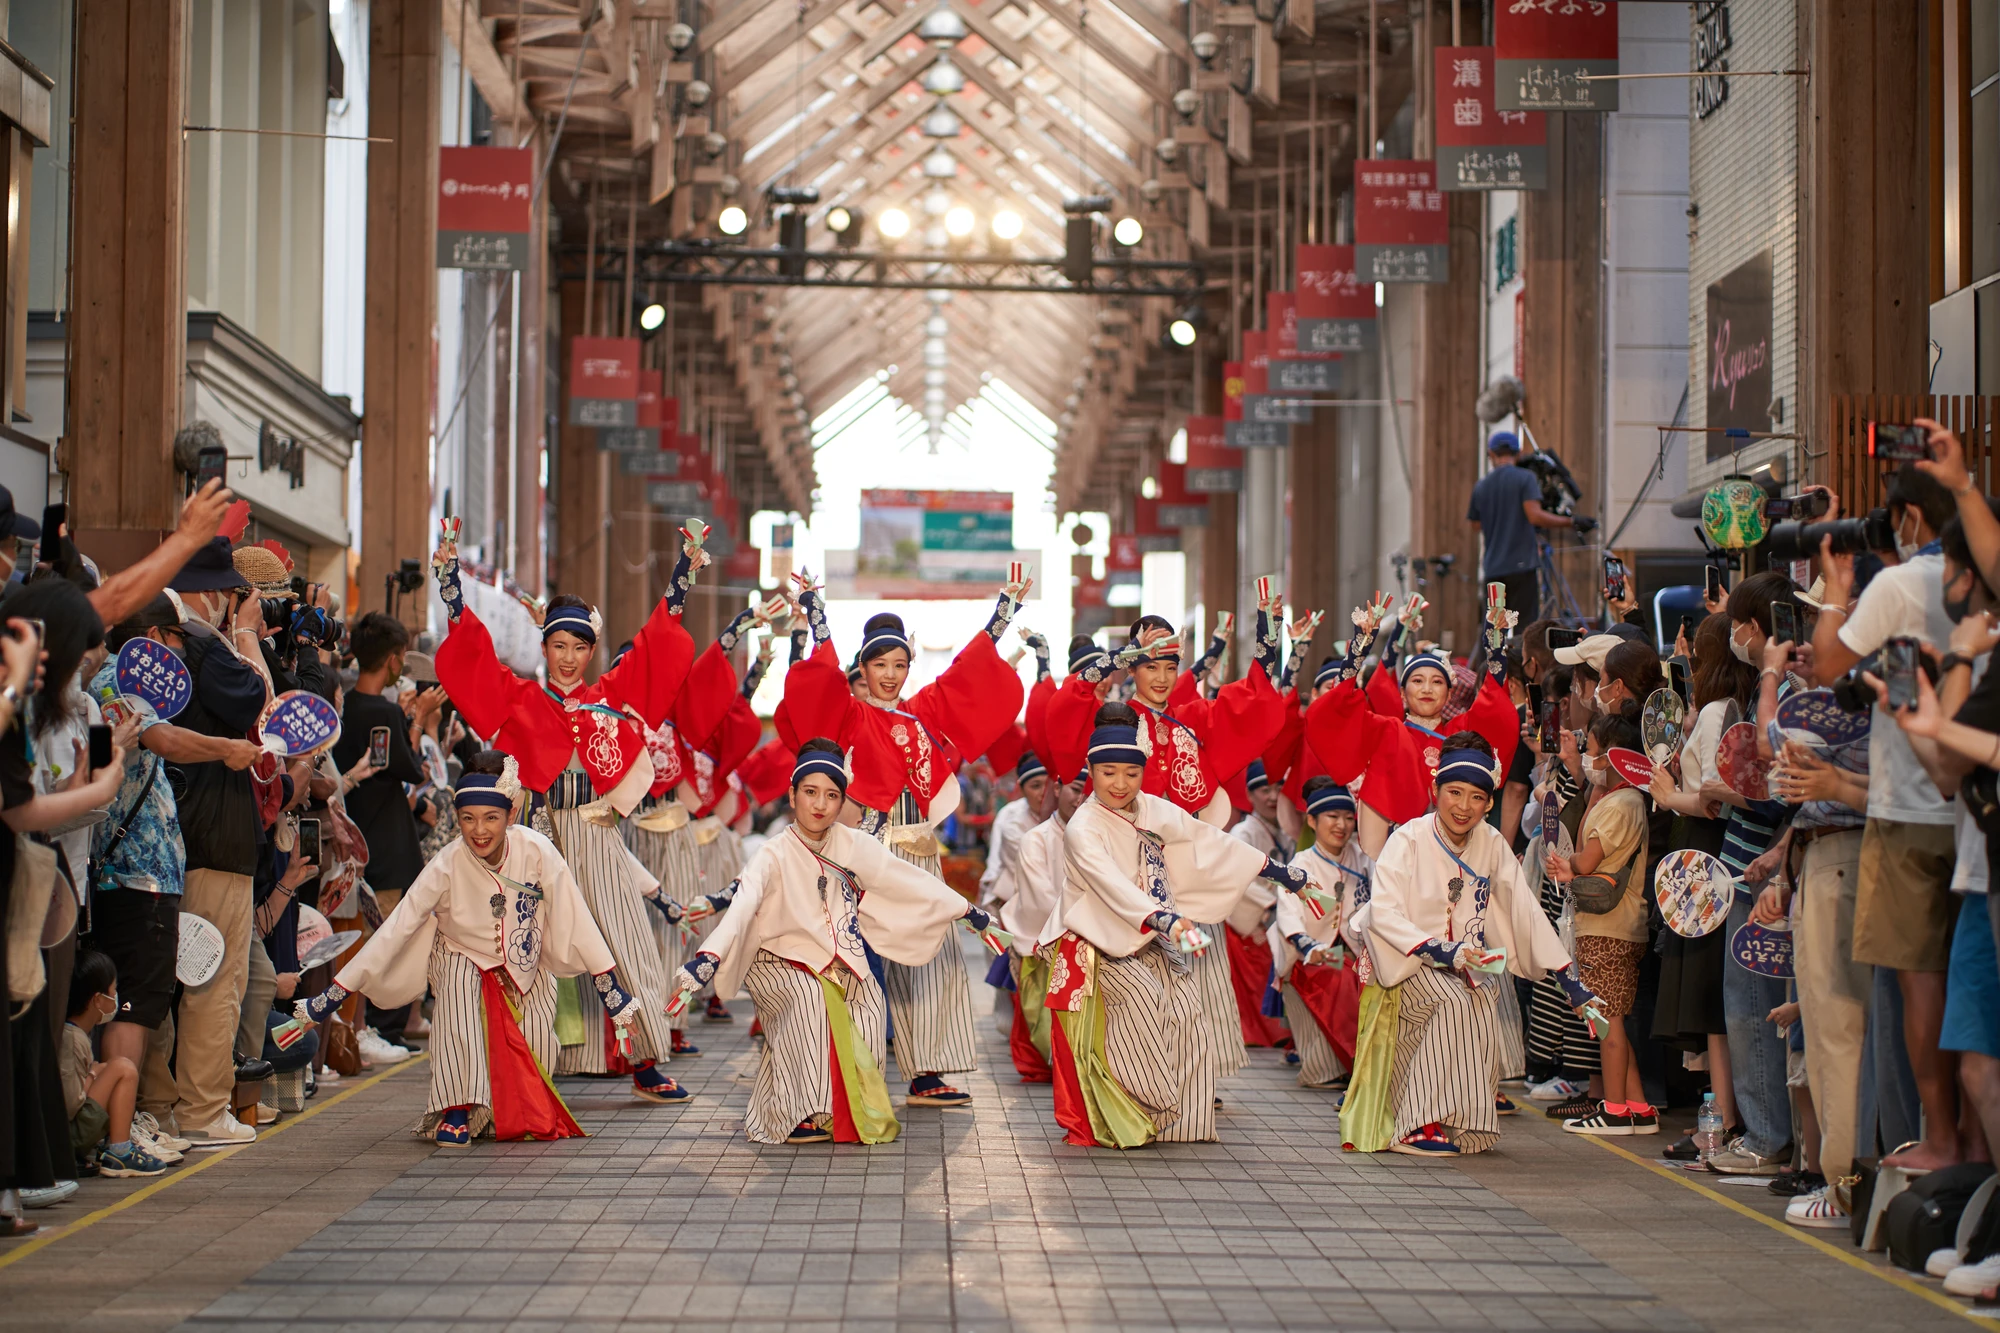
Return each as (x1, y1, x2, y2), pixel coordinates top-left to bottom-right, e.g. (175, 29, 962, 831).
(1582, 1133, 1989, 1326)
(0, 1054, 427, 1272)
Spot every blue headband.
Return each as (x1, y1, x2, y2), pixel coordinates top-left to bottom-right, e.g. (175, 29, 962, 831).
(1434, 749, 1499, 793)
(1245, 760, 1269, 792)
(1306, 783, 1355, 816)
(1314, 657, 1341, 689)
(859, 628, 911, 662)
(454, 774, 514, 810)
(791, 752, 849, 791)
(1087, 724, 1145, 767)
(1400, 650, 1450, 685)
(543, 604, 597, 644)
(1017, 752, 1047, 782)
(1069, 644, 1109, 675)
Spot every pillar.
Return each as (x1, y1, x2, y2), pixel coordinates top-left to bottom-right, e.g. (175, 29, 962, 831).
(552, 278, 609, 627)
(1288, 410, 1339, 670)
(1413, 191, 1484, 653)
(362, 0, 440, 628)
(67, 0, 186, 569)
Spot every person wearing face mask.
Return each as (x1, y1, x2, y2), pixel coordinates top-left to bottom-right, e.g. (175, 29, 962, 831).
(780, 571, 1028, 1109)
(1808, 465, 1967, 1175)
(61, 951, 169, 1178)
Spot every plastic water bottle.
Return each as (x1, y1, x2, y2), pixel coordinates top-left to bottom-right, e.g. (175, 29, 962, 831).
(1694, 1092, 1724, 1162)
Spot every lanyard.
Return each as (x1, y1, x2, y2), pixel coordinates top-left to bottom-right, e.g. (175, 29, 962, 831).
(1431, 822, 1490, 941)
(1404, 718, 1445, 742)
(1135, 700, 1200, 742)
(1310, 844, 1369, 884)
(541, 684, 626, 725)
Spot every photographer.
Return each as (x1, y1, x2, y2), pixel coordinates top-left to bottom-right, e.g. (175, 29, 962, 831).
(1465, 431, 1592, 624)
(232, 545, 337, 702)
(1811, 462, 1963, 1173)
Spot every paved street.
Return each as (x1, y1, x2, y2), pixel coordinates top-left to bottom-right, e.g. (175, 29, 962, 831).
(0, 949, 1978, 1332)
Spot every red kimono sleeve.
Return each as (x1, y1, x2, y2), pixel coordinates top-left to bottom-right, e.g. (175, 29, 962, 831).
(1261, 689, 1304, 790)
(1220, 766, 1252, 814)
(1042, 671, 1098, 784)
(1281, 734, 1328, 809)
(772, 695, 802, 754)
(781, 640, 861, 750)
(907, 632, 1024, 763)
(1175, 665, 1285, 784)
(738, 737, 794, 806)
(713, 697, 763, 779)
(985, 722, 1027, 776)
(1303, 679, 1395, 787)
(1024, 676, 1055, 773)
(595, 596, 697, 729)
(674, 642, 744, 756)
(435, 608, 539, 744)
(1168, 665, 1201, 709)
(1365, 658, 1403, 717)
(1456, 672, 1522, 776)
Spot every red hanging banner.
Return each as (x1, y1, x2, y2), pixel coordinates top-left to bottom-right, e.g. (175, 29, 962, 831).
(1183, 416, 1242, 493)
(1295, 244, 1374, 353)
(1436, 47, 1548, 189)
(1495, 1, 1619, 113)
(568, 337, 640, 426)
(1268, 291, 1338, 394)
(437, 146, 533, 271)
(1354, 160, 1449, 284)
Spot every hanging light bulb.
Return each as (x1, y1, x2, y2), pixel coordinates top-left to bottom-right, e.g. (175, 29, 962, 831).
(1112, 216, 1144, 247)
(639, 302, 666, 331)
(922, 146, 957, 178)
(990, 209, 1023, 240)
(717, 205, 748, 236)
(1172, 88, 1200, 120)
(944, 206, 975, 238)
(877, 207, 911, 239)
(922, 54, 967, 95)
(917, 0, 968, 46)
(921, 100, 963, 139)
(684, 79, 712, 107)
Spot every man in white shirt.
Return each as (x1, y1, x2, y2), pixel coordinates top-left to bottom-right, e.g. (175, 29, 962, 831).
(1810, 464, 1962, 1172)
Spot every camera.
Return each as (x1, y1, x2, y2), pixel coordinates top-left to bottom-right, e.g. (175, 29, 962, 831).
(1516, 449, 1583, 518)
(1765, 507, 1895, 562)
(393, 558, 426, 595)
(1763, 490, 1831, 522)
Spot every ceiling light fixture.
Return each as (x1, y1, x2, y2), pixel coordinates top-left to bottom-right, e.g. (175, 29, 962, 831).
(1112, 216, 1143, 247)
(639, 302, 666, 331)
(717, 205, 748, 235)
(877, 207, 911, 239)
(990, 209, 1023, 240)
(945, 206, 976, 237)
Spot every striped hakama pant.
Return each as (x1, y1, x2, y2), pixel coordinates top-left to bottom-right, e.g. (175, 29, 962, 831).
(548, 808, 678, 1074)
(742, 953, 888, 1144)
(1098, 944, 1218, 1143)
(1283, 979, 1346, 1088)
(1190, 926, 1247, 1079)
(1388, 966, 1504, 1154)
(422, 945, 560, 1140)
(1524, 872, 1599, 1077)
(626, 819, 703, 1030)
(878, 841, 978, 1079)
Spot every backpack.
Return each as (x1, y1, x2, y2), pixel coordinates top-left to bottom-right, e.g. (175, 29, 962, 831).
(1886, 1162, 1995, 1272)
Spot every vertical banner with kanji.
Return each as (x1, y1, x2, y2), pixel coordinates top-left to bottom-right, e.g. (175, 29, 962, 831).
(1495, 0, 1619, 113)
(1183, 416, 1242, 492)
(568, 337, 640, 426)
(1295, 244, 1375, 353)
(1354, 161, 1449, 283)
(1268, 291, 1339, 393)
(1436, 47, 1548, 189)
(603, 372, 674, 454)
(1239, 328, 1307, 436)
(437, 147, 533, 270)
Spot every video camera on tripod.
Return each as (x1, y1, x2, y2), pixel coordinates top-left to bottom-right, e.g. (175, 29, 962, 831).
(1475, 375, 1597, 532)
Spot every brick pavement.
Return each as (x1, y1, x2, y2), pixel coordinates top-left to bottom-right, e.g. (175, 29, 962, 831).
(0, 944, 1984, 1331)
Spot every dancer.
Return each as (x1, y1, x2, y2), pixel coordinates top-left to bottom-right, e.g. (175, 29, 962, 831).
(431, 520, 699, 1101)
(1306, 593, 1520, 856)
(980, 751, 1050, 910)
(1347, 735, 1600, 1156)
(1222, 760, 1292, 1048)
(672, 740, 1006, 1144)
(1272, 777, 1373, 1089)
(295, 756, 640, 1144)
(1038, 703, 1308, 1148)
(781, 568, 1028, 1107)
(1000, 773, 1088, 1082)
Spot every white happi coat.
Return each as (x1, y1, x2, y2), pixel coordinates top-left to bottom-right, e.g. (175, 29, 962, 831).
(1272, 839, 1375, 980)
(700, 822, 970, 999)
(1006, 814, 1068, 956)
(979, 797, 1040, 908)
(1226, 814, 1286, 935)
(335, 825, 615, 1007)
(1046, 793, 1269, 958)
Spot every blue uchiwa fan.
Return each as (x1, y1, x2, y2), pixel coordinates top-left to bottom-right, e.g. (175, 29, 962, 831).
(1775, 688, 1871, 749)
(115, 638, 193, 719)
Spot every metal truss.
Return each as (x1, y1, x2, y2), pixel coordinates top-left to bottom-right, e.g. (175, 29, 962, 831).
(560, 243, 1206, 298)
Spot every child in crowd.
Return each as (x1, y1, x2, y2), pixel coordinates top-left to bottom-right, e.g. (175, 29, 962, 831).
(61, 951, 172, 1178)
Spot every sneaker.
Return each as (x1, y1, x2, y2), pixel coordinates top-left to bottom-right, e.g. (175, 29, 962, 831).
(356, 1027, 411, 1064)
(1767, 1168, 1826, 1198)
(1623, 1107, 1660, 1135)
(1704, 1140, 1789, 1176)
(1928, 1246, 1963, 1278)
(130, 1123, 184, 1164)
(1545, 1094, 1599, 1121)
(1563, 1106, 1634, 1136)
(1782, 1186, 1849, 1230)
(907, 1075, 973, 1108)
(134, 1112, 190, 1155)
(182, 1112, 258, 1147)
(1946, 1253, 2000, 1299)
(1525, 1076, 1587, 1101)
(18, 1181, 78, 1209)
(97, 1142, 170, 1178)
(316, 1065, 341, 1085)
(255, 1102, 279, 1126)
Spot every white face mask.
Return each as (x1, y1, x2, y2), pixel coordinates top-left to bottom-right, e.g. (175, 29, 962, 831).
(1896, 510, 1922, 563)
(1586, 755, 1610, 787)
(1593, 683, 1613, 714)
(1729, 624, 1755, 664)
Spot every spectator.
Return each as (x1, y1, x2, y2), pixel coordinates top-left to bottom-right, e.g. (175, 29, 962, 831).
(61, 952, 168, 1178)
(1811, 463, 1963, 1171)
(164, 537, 274, 1147)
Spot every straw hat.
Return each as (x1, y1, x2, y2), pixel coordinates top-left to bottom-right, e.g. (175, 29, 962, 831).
(233, 545, 296, 598)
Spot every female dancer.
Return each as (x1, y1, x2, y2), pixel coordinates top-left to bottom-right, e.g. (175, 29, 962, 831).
(295, 756, 641, 1144)
(1038, 703, 1308, 1148)
(1347, 735, 1600, 1156)
(673, 740, 1005, 1144)
(1305, 595, 1519, 856)
(1272, 777, 1373, 1089)
(781, 569, 1028, 1107)
(432, 521, 699, 1102)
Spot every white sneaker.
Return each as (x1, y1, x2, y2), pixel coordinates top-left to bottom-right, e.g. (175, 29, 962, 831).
(1525, 1076, 1586, 1101)
(134, 1111, 191, 1154)
(182, 1111, 257, 1147)
(1947, 1254, 2000, 1299)
(356, 1027, 411, 1064)
(130, 1122, 184, 1164)
(1784, 1185, 1849, 1229)
(1928, 1246, 1964, 1278)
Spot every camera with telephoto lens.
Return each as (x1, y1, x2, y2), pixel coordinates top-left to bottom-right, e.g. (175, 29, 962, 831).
(1763, 490, 1831, 523)
(1515, 449, 1583, 518)
(1765, 507, 1895, 562)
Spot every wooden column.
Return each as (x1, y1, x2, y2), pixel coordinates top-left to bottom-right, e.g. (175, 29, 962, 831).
(1413, 191, 1484, 652)
(552, 279, 609, 621)
(362, 0, 440, 627)
(67, 0, 186, 569)
(1519, 112, 1604, 620)
(1288, 410, 1339, 669)
(1806, 0, 1929, 446)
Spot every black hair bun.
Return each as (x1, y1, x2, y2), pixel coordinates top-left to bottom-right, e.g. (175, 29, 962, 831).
(1439, 730, 1495, 760)
(859, 613, 910, 663)
(466, 749, 510, 777)
(1128, 613, 1175, 641)
(796, 737, 844, 761)
(1094, 701, 1141, 729)
(1302, 774, 1338, 796)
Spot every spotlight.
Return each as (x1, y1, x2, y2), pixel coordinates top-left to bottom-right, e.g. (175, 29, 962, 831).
(639, 302, 666, 331)
(1112, 216, 1143, 247)
(717, 205, 748, 235)
(877, 207, 911, 239)
(1168, 318, 1197, 347)
(991, 209, 1023, 240)
(1163, 303, 1205, 348)
(826, 205, 852, 233)
(945, 206, 976, 237)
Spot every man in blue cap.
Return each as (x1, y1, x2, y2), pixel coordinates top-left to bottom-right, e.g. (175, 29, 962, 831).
(1465, 431, 1585, 625)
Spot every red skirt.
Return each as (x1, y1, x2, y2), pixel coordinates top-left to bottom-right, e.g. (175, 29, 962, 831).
(479, 970, 585, 1141)
(1224, 926, 1290, 1047)
(1286, 957, 1362, 1070)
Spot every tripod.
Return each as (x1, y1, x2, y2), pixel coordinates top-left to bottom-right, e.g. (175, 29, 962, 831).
(1536, 537, 1590, 624)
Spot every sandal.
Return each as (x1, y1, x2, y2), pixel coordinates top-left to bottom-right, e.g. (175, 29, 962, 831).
(906, 1076, 972, 1108)
(787, 1119, 833, 1144)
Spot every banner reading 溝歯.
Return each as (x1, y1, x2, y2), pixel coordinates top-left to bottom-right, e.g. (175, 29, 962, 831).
(1436, 47, 1548, 190)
